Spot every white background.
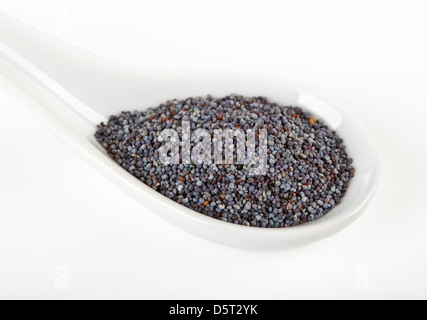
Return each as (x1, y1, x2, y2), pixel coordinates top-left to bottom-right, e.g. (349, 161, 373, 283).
(0, 0, 426, 299)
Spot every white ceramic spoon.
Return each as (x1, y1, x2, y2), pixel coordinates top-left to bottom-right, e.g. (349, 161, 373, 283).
(0, 13, 379, 250)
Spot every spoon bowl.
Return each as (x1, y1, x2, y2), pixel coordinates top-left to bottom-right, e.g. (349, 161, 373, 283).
(0, 13, 379, 249)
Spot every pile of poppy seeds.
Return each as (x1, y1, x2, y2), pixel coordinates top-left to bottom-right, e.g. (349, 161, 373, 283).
(95, 95, 354, 228)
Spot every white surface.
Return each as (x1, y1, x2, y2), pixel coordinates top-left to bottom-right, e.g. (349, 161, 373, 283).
(0, 0, 426, 299)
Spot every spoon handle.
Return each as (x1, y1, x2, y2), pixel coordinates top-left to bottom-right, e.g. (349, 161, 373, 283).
(0, 13, 106, 126)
